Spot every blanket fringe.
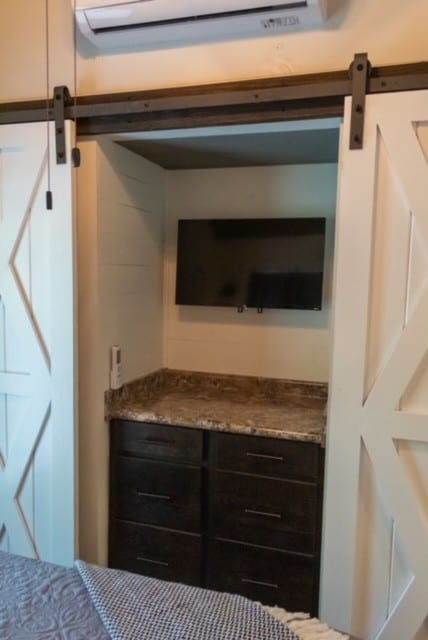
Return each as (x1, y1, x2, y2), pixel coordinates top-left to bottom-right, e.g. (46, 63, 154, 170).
(263, 606, 349, 640)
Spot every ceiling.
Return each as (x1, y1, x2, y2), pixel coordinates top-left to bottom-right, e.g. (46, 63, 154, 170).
(115, 126, 340, 170)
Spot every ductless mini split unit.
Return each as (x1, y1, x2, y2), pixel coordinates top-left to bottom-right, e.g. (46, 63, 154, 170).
(75, 0, 328, 50)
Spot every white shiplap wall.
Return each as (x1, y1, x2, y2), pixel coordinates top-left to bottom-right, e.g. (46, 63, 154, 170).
(77, 139, 166, 564)
(165, 164, 337, 382)
(96, 140, 166, 385)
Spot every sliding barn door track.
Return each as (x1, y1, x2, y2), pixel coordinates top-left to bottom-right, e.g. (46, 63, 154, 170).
(1, 55, 428, 152)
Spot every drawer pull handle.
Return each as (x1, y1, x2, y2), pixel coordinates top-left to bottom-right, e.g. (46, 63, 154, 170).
(138, 438, 173, 447)
(244, 508, 282, 520)
(137, 556, 169, 567)
(246, 452, 284, 462)
(241, 577, 278, 589)
(136, 491, 171, 501)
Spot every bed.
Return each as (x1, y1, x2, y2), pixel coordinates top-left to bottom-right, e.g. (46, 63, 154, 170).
(0, 551, 347, 640)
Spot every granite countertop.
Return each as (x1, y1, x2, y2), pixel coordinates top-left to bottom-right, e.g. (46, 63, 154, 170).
(106, 369, 327, 445)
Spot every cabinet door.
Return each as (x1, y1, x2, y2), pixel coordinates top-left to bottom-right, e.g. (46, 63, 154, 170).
(209, 470, 318, 552)
(206, 538, 316, 614)
(111, 456, 202, 532)
(110, 520, 201, 586)
(111, 420, 203, 463)
(211, 431, 320, 481)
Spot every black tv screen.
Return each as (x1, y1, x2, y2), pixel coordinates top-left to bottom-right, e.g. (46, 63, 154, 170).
(175, 218, 326, 310)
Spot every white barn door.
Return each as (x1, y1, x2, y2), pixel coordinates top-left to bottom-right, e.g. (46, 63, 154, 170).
(321, 90, 428, 640)
(0, 121, 76, 566)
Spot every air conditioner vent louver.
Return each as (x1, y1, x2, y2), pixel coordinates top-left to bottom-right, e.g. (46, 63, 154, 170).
(91, 3, 308, 34)
(75, 0, 327, 51)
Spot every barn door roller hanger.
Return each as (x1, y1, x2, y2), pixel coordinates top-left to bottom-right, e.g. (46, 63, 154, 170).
(349, 53, 372, 150)
(53, 85, 80, 167)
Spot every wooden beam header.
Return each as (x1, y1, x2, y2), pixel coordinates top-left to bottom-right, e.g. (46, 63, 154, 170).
(1, 60, 427, 135)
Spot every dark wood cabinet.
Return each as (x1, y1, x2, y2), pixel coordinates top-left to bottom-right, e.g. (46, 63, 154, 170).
(208, 469, 318, 552)
(206, 538, 316, 613)
(112, 456, 202, 531)
(110, 520, 202, 586)
(111, 419, 203, 463)
(109, 419, 324, 615)
(211, 431, 320, 481)
(206, 431, 324, 613)
(109, 419, 203, 584)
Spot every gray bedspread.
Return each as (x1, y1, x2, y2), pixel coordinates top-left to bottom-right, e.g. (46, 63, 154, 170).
(0, 551, 109, 639)
(0, 551, 301, 640)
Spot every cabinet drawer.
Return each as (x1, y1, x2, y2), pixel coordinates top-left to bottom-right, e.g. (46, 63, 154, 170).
(111, 420, 203, 463)
(206, 538, 316, 614)
(210, 432, 320, 481)
(111, 456, 201, 532)
(209, 470, 317, 553)
(110, 520, 201, 586)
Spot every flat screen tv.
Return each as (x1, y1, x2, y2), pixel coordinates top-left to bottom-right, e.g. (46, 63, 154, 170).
(175, 218, 326, 311)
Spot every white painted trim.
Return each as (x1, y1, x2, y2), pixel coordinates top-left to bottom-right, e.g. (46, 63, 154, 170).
(320, 95, 379, 633)
(49, 122, 77, 566)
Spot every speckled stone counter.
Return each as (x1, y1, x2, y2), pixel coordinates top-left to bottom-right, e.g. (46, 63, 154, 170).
(106, 369, 327, 445)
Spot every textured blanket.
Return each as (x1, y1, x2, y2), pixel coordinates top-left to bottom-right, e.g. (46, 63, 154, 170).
(0, 551, 109, 640)
(0, 551, 345, 640)
(76, 560, 300, 640)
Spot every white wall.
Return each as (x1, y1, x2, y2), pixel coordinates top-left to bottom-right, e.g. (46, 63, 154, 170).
(1, 0, 428, 101)
(77, 138, 166, 564)
(97, 140, 165, 385)
(165, 164, 337, 382)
